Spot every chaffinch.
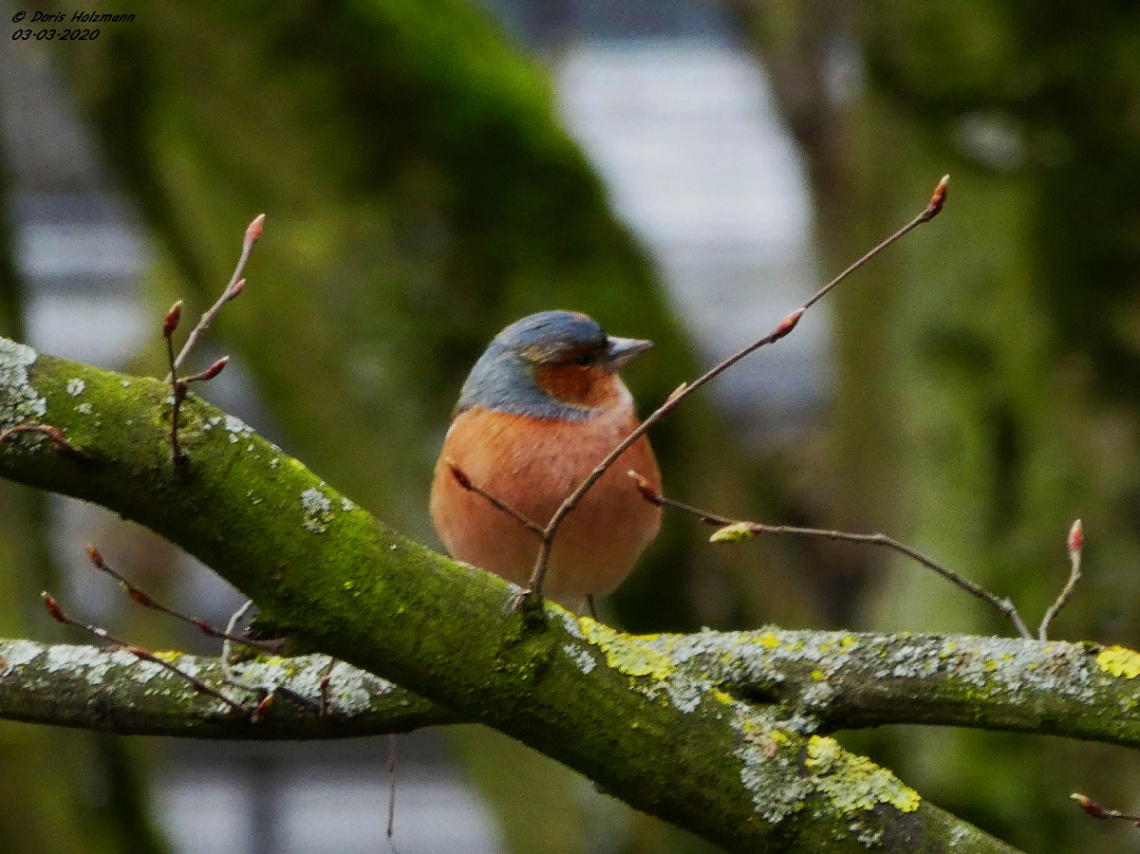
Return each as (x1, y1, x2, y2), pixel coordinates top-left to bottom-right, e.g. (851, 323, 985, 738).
(431, 311, 661, 610)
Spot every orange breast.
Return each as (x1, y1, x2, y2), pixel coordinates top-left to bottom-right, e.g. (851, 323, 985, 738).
(430, 400, 661, 607)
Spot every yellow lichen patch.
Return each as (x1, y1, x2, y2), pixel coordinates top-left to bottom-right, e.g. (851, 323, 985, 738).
(579, 618, 674, 681)
(805, 736, 922, 815)
(805, 734, 840, 772)
(151, 650, 184, 663)
(755, 632, 782, 650)
(1097, 645, 1140, 679)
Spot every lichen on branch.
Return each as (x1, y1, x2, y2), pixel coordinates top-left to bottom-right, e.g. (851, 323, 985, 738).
(0, 337, 1046, 853)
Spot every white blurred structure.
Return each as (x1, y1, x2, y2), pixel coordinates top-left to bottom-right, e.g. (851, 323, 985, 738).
(557, 42, 822, 441)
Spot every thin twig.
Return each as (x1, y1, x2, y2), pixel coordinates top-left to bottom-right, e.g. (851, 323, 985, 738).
(216, 599, 321, 715)
(1039, 520, 1084, 640)
(514, 176, 951, 607)
(628, 470, 1035, 640)
(1072, 793, 1140, 827)
(169, 213, 263, 376)
(0, 422, 85, 456)
(386, 733, 400, 846)
(446, 459, 545, 536)
(164, 301, 188, 471)
(85, 544, 278, 652)
(319, 655, 337, 716)
(217, 601, 279, 714)
(41, 592, 245, 712)
(221, 599, 257, 688)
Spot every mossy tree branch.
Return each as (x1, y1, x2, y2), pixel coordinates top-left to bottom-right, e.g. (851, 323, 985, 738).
(7, 629, 1140, 751)
(0, 641, 453, 739)
(0, 337, 1109, 853)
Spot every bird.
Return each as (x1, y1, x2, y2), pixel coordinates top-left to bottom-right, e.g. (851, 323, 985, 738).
(430, 310, 661, 612)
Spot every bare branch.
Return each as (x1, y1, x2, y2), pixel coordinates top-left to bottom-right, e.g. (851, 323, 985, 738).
(85, 545, 278, 652)
(518, 177, 952, 605)
(163, 300, 188, 471)
(1072, 793, 1140, 827)
(41, 592, 246, 712)
(0, 422, 85, 457)
(446, 459, 545, 536)
(1039, 520, 1084, 640)
(0, 639, 452, 739)
(629, 470, 1034, 640)
(170, 213, 263, 375)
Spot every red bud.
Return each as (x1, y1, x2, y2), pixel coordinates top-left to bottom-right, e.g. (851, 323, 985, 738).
(127, 588, 159, 609)
(126, 645, 159, 663)
(627, 470, 662, 504)
(41, 592, 66, 623)
(447, 460, 473, 490)
(226, 279, 246, 302)
(1071, 793, 1108, 819)
(192, 618, 223, 638)
(246, 214, 266, 244)
(773, 309, 804, 341)
(163, 301, 184, 339)
(200, 357, 229, 381)
(1068, 519, 1084, 556)
(85, 544, 106, 570)
(252, 692, 275, 723)
(920, 175, 950, 223)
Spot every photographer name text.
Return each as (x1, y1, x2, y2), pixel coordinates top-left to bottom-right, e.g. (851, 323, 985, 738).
(20, 10, 134, 23)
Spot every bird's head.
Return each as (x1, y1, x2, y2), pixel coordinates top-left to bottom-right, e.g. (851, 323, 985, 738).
(455, 311, 653, 420)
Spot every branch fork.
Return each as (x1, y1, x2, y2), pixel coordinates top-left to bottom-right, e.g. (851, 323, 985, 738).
(160, 213, 262, 469)
(455, 177, 953, 609)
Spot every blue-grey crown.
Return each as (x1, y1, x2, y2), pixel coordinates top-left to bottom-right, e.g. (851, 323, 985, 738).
(454, 311, 606, 421)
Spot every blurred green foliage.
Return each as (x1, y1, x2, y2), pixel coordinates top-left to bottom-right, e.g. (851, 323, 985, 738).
(58, 0, 763, 633)
(739, 2, 1140, 851)
(26, 0, 1140, 851)
(48, 1, 757, 851)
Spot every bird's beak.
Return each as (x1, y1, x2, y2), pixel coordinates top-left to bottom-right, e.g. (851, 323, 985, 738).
(606, 336, 654, 371)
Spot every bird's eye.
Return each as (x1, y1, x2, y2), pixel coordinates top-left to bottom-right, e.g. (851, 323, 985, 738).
(571, 352, 594, 367)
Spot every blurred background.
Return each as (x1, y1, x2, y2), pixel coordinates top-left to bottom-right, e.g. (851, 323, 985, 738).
(1, 1, 1139, 852)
